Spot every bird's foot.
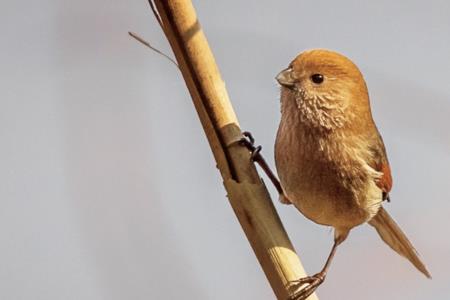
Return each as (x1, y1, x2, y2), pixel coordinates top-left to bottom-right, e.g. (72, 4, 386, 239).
(238, 131, 262, 162)
(238, 130, 286, 197)
(287, 272, 326, 300)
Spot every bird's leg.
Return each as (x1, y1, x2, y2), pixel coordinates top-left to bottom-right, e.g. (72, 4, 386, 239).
(239, 131, 284, 197)
(288, 241, 339, 300)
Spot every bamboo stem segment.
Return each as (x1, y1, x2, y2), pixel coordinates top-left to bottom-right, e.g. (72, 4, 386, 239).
(150, 1, 317, 299)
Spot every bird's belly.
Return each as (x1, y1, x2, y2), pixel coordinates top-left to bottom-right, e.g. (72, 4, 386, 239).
(278, 158, 380, 230)
(288, 187, 368, 229)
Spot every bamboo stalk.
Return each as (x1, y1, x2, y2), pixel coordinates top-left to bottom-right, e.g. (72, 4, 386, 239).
(150, 1, 317, 299)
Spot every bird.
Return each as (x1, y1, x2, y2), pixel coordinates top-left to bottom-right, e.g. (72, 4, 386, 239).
(241, 49, 430, 300)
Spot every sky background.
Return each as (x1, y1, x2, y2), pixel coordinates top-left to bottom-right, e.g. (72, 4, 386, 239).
(1, 1, 449, 299)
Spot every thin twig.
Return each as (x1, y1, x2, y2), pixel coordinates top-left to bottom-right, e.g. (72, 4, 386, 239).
(128, 31, 179, 68)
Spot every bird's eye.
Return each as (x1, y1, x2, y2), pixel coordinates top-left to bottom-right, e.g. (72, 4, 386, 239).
(311, 74, 324, 84)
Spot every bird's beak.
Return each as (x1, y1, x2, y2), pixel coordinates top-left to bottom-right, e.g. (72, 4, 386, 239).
(276, 67, 295, 88)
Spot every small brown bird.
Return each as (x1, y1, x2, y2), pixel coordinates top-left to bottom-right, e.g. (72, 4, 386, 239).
(249, 49, 431, 299)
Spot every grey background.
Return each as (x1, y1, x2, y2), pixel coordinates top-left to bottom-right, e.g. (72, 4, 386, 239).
(1, 1, 449, 299)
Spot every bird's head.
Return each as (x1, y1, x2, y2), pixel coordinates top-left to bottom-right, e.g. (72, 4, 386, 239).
(277, 49, 371, 131)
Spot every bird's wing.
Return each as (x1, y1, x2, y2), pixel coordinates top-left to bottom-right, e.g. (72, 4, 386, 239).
(368, 129, 393, 200)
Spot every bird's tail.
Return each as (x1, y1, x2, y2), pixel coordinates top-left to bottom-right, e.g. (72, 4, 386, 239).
(368, 207, 431, 278)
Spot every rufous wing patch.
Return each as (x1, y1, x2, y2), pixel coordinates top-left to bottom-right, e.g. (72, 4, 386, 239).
(376, 163, 393, 200)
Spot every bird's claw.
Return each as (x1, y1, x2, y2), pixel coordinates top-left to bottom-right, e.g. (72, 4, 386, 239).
(239, 131, 262, 162)
(287, 273, 326, 300)
(242, 131, 255, 144)
(238, 130, 286, 197)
